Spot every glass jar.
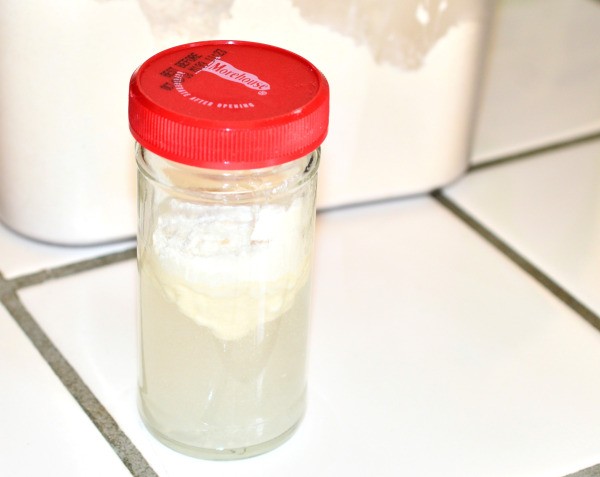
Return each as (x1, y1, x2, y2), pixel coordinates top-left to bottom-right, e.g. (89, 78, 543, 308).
(129, 41, 329, 459)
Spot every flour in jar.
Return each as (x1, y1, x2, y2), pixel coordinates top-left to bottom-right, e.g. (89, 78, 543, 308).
(143, 197, 311, 341)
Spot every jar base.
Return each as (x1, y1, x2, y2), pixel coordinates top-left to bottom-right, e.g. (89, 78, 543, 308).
(139, 411, 304, 460)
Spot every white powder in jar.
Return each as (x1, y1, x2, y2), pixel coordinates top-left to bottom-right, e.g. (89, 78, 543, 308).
(143, 197, 312, 341)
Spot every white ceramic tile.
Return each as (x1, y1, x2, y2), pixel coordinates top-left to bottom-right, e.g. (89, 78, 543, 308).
(472, 0, 600, 163)
(18, 197, 600, 476)
(311, 199, 600, 477)
(447, 137, 600, 318)
(0, 220, 135, 279)
(0, 305, 131, 477)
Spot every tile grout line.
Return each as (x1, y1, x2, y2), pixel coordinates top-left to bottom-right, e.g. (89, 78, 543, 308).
(0, 248, 159, 477)
(9, 246, 137, 289)
(468, 130, 600, 173)
(431, 189, 600, 334)
(564, 464, 600, 477)
(437, 130, 600, 477)
(315, 132, 600, 217)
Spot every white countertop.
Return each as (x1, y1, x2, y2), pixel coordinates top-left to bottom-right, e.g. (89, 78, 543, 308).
(2, 1, 600, 476)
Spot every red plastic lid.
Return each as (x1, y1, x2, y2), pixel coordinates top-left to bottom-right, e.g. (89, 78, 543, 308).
(129, 40, 329, 170)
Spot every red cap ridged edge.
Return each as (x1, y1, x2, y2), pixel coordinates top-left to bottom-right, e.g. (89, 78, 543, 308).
(128, 41, 329, 170)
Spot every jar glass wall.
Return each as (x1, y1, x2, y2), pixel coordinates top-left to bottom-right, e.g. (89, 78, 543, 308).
(136, 144, 320, 459)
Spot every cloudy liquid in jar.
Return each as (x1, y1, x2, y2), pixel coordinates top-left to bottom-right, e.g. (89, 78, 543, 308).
(138, 269, 310, 457)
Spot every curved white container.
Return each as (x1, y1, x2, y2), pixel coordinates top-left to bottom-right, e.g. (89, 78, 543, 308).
(0, 0, 156, 245)
(0, 0, 492, 245)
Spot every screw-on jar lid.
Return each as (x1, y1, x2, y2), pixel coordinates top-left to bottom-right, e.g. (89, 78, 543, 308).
(129, 40, 329, 170)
